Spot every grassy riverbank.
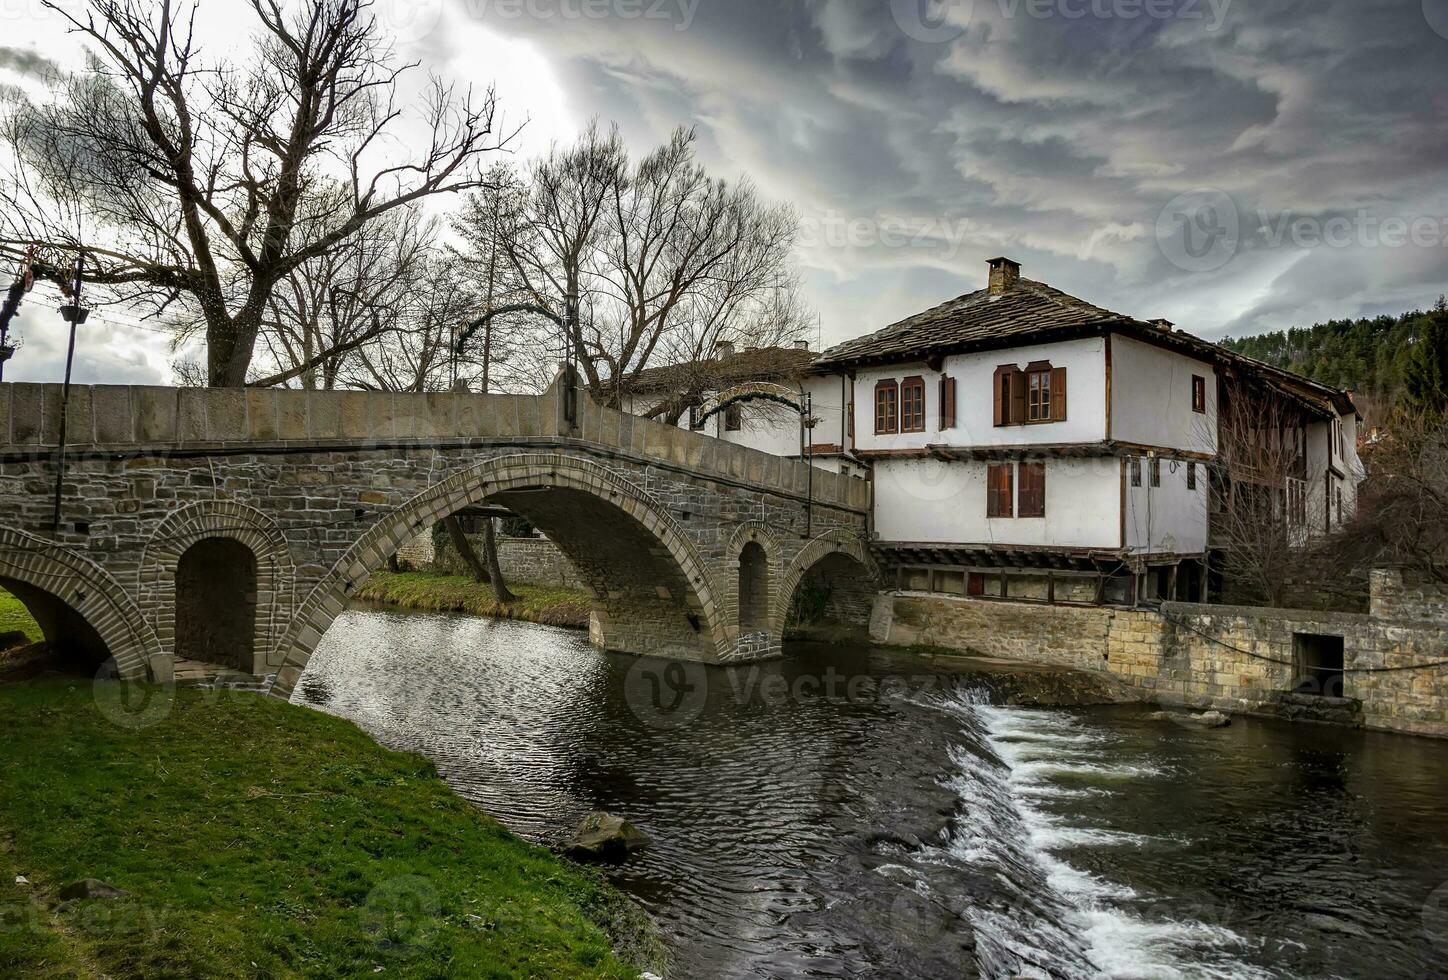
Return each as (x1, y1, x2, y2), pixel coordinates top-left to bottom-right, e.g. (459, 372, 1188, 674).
(355, 571, 592, 629)
(0, 589, 41, 644)
(0, 680, 658, 978)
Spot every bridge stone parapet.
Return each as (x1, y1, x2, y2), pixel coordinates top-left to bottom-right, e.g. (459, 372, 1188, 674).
(0, 375, 874, 693)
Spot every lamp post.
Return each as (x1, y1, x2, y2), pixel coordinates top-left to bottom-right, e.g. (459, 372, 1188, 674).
(51, 255, 89, 534)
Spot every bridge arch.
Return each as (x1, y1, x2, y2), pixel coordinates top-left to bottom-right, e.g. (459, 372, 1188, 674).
(775, 529, 877, 634)
(0, 526, 166, 681)
(140, 501, 296, 675)
(268, 453, 725, 696)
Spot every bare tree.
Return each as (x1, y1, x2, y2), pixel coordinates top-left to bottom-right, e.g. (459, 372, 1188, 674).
(1208, 384, 1317, 606)
(453, 124, 804, 410)
(0, 0, 510, 386)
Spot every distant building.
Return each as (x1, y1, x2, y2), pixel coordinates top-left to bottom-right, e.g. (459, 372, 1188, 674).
(625, 257, 1363, 605)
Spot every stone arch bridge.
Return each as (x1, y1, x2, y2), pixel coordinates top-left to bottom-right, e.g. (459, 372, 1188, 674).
(0, 375, 874, 695)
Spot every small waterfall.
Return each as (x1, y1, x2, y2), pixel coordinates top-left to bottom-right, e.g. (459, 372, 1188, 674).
(927, 687, 1272, 980)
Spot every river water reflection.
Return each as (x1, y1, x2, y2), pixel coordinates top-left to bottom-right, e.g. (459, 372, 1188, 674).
(296, 605, 1448, 978)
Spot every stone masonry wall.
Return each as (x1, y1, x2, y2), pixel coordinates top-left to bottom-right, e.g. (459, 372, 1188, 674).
(876, 574, 1448, 739)
(428, 532, 585, 589)
(0, 377, 873, 686)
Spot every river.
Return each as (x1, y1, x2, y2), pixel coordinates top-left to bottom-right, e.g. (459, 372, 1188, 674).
(294, 605, 1448, 979)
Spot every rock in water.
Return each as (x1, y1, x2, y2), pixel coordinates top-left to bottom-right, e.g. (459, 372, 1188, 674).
(562, 811, 649, 862)
(58, 879, 129, 901)
(1190, 710, 1232, 728)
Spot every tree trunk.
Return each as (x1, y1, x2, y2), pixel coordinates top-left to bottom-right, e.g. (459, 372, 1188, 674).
(443, 515, 489, 584)
(482, 519, 517, 604)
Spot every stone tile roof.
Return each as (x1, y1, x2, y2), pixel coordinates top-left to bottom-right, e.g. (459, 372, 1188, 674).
(814, 277, 1128, 367)
(627, 345, 816, 395)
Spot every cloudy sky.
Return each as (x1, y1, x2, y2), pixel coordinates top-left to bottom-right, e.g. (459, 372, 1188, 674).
(4, 0, 1447, 384)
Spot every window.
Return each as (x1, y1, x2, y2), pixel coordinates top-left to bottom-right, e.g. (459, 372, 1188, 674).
(1130, 457, 1142, 487)
(1336, 486, 1343, 524)
(1192, 375, 1207, 413)
(1018, 462, 1046, 518)
(1187, 461, 1197, 491)
(874, 380, 898, 434)
(1150, 457, 1161, 487)
(996, 362, 1066, 425)
(1027, 367, 1052, 421)
(986, 463, 1014, 518)
(939, 375, 957, 430)
(901, 376, 926, 432)
(725, 403, 743, 432)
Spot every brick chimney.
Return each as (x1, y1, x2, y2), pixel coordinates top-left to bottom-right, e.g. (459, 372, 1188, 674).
(716, 340, 735, 358)
(794, 339, 810, 351)
(987, 256, 1020, 296)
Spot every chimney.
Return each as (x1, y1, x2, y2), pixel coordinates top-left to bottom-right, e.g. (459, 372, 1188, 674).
(794, 339, 810, 351)
(987, 256, 1020, 296)
(716, 340, 735, 359)
(1149, 318, 1174, 332)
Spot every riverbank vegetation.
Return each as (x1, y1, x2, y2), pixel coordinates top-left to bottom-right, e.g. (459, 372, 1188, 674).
(354, 571, 592, 629)
(0, 589, 41, 644)
(0, 680, 658, 978)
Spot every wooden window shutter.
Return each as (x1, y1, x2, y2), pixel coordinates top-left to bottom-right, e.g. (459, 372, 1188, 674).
(992, 366, 1010, 426)
(1019, 462, 1046, 517)
(987, 463, 1013, 518)
(1010, 369, 1027, 426)
(1051, 367, 1067, 421)
(940, 375, 957, 430)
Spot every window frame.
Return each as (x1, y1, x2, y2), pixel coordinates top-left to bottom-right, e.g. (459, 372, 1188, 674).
(900, 375, 926, 433)
(874, 379, 899, 435)
(1026, 366, 1052, 422)
(1130, 457, 1142, 487)
(1187, 461, 1197, 491)
(724, 402, 743, 432)
(1150, 457, 1162, 488)
(1191, 375, 1207, 414)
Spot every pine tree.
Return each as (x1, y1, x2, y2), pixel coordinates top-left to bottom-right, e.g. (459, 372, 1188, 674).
(1399, 297, 1448, 416)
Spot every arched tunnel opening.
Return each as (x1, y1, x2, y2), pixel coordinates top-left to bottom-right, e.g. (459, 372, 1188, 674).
(0, 578, 112, 677)
(480, 485, 718, 661)
(784, 552, 878, 643)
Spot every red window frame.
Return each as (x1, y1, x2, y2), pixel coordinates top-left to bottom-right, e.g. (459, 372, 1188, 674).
(1026, 368, 1052, 421)
(1018, 462, 1046, 518)
(900, 376, 926, 433)
(986, 463, 1014, 518)
(874, 380, 899, 434)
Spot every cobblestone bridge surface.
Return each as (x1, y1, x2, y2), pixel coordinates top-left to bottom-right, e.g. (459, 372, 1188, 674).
(0, 374, 873, 695)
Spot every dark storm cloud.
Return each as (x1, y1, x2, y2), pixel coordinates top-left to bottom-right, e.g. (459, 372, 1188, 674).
(447, 0, 1447, 341)
(0, 46, 59, 79)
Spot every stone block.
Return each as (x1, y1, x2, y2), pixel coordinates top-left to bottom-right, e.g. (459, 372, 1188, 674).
(206, 388, 247, 441)
(364, 392, 394, 441)
(92, 386, 135, 443)
(8, 383, 41, 444)
(246, 390, 279, 441)
(277, 391, 308, 440)
(178, 388, 208, 441)
(135, 387, 178, 443)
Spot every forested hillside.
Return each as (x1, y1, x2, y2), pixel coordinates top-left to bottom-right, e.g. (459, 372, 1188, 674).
(1219, 299, 1447, 421)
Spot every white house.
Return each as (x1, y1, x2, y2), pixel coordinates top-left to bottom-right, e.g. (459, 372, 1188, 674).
(808, 257, 1362, 604)
(621, 342, 868, 478)
(622, 257, 1362, 606)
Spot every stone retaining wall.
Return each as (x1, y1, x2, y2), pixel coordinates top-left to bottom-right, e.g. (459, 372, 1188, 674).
(874, 568, 1448, 739)
(429, 533, 585, 589)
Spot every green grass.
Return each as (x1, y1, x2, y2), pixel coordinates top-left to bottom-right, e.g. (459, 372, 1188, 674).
(0, 588, 42, 644)
(0, 680, 658, 978)
(355, 572, 593, 630)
